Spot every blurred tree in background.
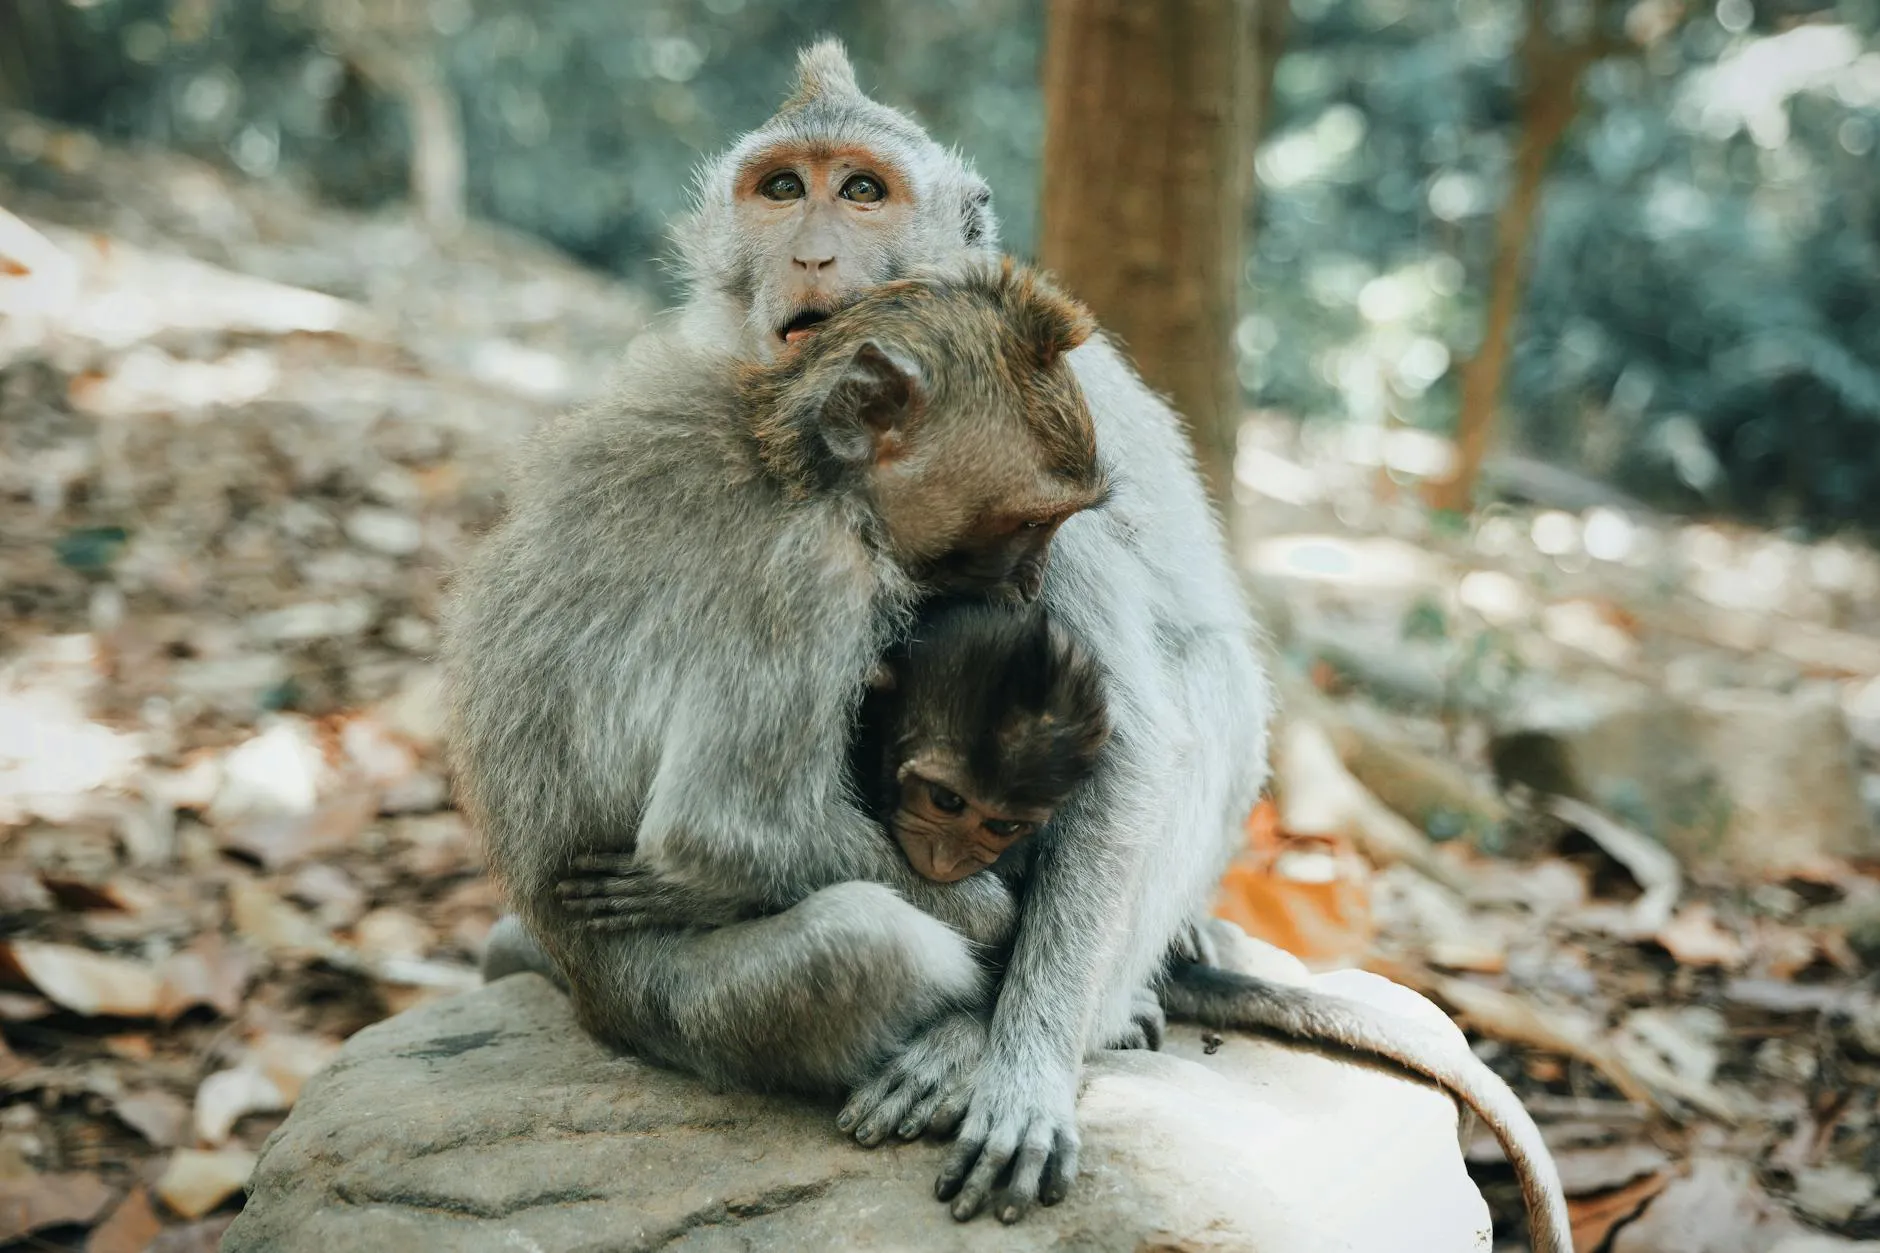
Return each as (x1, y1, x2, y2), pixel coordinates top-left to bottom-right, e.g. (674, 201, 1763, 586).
(3, 0, 1877, 531)
(1041, 0, 1268, 507)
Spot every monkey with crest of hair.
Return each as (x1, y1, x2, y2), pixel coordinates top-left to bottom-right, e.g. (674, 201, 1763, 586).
(468, 39, 1568, 1250)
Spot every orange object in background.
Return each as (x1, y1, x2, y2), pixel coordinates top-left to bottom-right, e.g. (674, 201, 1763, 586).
(1212, 798, 1376, 968)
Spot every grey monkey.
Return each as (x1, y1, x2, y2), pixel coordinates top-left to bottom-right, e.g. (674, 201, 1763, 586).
(475, 39, 1569, 1250)
(449, 261, 1105, 1096)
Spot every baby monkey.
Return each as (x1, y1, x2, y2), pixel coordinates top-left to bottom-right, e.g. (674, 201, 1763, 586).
(852, 599, 1109, 893)
(857, 603, 1571, 1253)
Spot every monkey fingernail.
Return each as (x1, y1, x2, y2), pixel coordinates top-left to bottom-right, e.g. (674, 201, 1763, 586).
(999, 1206, 1020, 1224)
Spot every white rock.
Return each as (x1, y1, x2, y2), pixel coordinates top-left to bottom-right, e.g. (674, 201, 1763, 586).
(224, 936, 1494, 1253)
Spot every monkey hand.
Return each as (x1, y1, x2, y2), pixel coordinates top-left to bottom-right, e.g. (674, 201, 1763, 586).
(935, 1057, 1081, 1224)
(838, 1011, 986, 1148)
(554, 853, 750, 930)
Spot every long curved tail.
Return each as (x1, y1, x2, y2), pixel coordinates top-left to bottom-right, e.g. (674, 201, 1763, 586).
(1162, 962, 1572, 1253)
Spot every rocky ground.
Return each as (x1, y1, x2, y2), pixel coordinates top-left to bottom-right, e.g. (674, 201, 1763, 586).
(1, 114, 1878, 1253)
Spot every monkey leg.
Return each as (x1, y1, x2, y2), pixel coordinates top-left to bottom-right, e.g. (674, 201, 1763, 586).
(564, 881, 988, 1097)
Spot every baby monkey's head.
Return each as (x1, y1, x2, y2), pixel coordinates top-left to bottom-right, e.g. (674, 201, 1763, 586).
(862, 601, 1110, 883)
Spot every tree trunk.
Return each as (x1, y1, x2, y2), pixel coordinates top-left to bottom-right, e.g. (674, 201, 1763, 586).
(1040, 0, 1259, 512)
(1426, 0, 1614, 514)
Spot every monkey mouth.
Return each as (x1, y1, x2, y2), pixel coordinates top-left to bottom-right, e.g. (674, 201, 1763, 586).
(779, 310, 832, 343)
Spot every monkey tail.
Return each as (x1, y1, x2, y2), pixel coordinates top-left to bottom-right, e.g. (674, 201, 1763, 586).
(1161, 962, 1572, 1253)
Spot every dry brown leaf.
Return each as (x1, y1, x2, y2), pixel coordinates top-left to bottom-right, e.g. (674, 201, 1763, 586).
(251, 1032, 341, 1104)
(1751, 921, 1822, 980)
(0, 1029, 25, 1084)
(114, 1088, 191, 1148)
(228, 879, 331, 957)
(146, 1215, 236, 1253)
(1568, 1170, 1669, 1253)
(0, 1170, 114, 1243)
(0, 991, 52, 1021)
(0, 941, 166, 1017)
(1611, 1156, 1803, 1253)
(1427, 973, 1660, 1110)
(1272, 717, 1476, 895)
(86, 1185, 162, 1253)
(194, 1065, 285, 1147)
(1426, 940, 1506, 974)
(1212, 800, 1375, 966)
(352, 907, 436, 962)
(103, 1034, 154, 1061)
(1553, 1144, 1674, 1197)
(217, 791, 377, 871)
(1548, 795, 1681, 937)
(155, 931, 254, 1021)
(1656, 904, 1748, 969)
(155, 1148, 255, 1219)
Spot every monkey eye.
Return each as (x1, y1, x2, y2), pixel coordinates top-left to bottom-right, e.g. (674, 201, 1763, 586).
(927, 782, 966, 815)
(1020, 520, 1044, 531)
(982, 818, 1034, 840)
(840, 173, 886, 204)
(760, 171, 806, 201)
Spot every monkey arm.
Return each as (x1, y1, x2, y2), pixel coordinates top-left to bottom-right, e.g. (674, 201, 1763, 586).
(554, 848, 1021, 951)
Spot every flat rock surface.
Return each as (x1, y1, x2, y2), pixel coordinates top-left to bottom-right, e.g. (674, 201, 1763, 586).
(224, 970, 1492, 1252)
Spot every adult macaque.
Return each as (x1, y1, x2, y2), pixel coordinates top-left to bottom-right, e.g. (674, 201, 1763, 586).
(448, 261, 1103, 1096)
(480, 40, 1566, 1250)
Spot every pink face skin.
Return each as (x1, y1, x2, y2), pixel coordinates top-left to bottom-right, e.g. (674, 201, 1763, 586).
(889, 765, 1047, 884)
(732, 143, 918, 347)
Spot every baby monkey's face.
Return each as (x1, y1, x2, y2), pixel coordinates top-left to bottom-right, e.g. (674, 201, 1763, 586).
(888, 757, 1051, 883)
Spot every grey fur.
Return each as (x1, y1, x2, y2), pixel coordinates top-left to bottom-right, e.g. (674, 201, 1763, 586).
(461, 37, 1567, 1249)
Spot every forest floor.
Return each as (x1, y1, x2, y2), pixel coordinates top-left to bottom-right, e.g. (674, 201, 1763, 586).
(2, 114, 1878, 1253)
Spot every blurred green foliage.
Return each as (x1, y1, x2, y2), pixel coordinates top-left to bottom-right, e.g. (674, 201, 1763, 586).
(3, 0, 1878, 529)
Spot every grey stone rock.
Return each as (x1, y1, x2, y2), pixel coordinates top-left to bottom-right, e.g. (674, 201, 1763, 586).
(1492, 681, 1875, 873)
(225, 970, 1493, 1252)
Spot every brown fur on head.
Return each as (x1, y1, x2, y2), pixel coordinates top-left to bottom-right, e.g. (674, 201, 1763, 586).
(743, 260, 1100, 602)
(678, 39, 1002, 360)
(857, 600, 1111, 884)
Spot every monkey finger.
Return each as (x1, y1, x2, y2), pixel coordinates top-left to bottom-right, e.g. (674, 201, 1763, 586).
(855, 1080, 930, 1148)
(926, 1090, 970, 1138)
(1038, 1127, 1080, 1206)
(946, 1132, 1016, 1222)
(838, 1070, 906, 1136)
(897, 1086, 953, 1140)
(997, 1132, 1054, 1224)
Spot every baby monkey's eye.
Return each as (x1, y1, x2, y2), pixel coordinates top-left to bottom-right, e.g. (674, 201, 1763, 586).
(841, 173, 885, 203)
(982, 818, 1033, 839)
(927, 782, 966, 815)
(760, 171, 806, 201)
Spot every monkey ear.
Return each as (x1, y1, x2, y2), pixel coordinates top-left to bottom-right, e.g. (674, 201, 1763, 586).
(818, 341, 923, 465)
(784, 38, 863, 109)
(1015, 285, 1097, 370)
(866, 660, 898, 692)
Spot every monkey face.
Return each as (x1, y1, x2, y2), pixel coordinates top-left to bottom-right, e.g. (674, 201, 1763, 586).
(730, 144, 921, 352)
(889, 767, 1045, 883)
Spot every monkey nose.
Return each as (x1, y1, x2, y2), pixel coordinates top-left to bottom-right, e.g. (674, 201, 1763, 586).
(792, 253, 837, 274)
